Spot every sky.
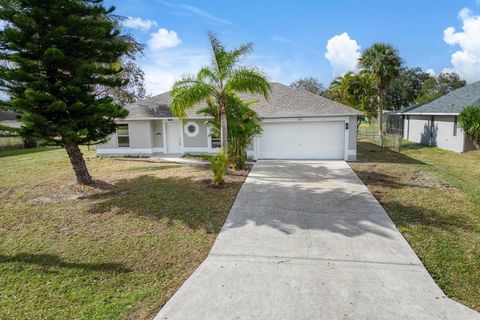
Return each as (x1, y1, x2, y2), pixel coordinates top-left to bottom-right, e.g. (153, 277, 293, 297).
(106, 0, 480, 95)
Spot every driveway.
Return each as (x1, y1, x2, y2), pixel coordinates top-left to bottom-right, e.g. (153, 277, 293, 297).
(155, 161, 480, 320)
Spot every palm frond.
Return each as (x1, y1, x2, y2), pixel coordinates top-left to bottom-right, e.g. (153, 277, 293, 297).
(226, 67, 270, 99)
(207, 32, 224, 75)
(170, 75, 214, 118)
(225, 42, 253, 71)
(197, 66, 218, 84)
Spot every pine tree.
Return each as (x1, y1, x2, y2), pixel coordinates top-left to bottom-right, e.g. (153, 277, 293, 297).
(0, 0, 135, 184)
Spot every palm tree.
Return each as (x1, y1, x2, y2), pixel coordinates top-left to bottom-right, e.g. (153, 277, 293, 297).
(359, 43, 402, 133)
(326, 71, 377, 121)
(327, 72, 358, 105)
(199, 94, 262, 169)
(170, 32, 270, 152)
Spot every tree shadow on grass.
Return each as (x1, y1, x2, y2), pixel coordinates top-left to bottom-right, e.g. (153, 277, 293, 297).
(86, 174, 241, 234)
(382, 200, 476, 233)
(84, 163, 399, 239)
(0, 253, 132, 273)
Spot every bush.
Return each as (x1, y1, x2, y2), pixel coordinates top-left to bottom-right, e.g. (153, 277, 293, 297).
(200, 94, 262, 170)
(459, 106, 480, 144)
(209, 149, 228, 185)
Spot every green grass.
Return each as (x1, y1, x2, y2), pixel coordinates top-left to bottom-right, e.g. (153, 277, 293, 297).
(0, 147, 246, 319)
(350, 140, 480, 311)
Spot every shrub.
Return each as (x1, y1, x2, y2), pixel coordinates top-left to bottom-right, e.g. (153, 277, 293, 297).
(459, 106, 480, 144)
(209, 149, 228, 185)
(200, 94, 262, 170)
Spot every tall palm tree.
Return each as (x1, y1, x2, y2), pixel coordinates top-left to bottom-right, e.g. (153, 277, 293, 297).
(170, 32, 270, 151)
(359, 43, 402, 133)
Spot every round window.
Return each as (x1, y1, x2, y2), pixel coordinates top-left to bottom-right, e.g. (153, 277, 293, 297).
(184, 121, 199, 137)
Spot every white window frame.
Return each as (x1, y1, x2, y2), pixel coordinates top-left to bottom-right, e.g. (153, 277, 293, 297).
(117, 124, 130, 148)
(184, 121, 200, 138)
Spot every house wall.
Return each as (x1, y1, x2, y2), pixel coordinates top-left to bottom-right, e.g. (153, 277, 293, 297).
(403, 115, 465, 153)
(97, 120, 154, 156)
(433, 116, 464, 153)
(348, 115, 357, 161)
(183, 120, 209, 149)
(152, 120, 164, 148)
(97, 116, 360, 159)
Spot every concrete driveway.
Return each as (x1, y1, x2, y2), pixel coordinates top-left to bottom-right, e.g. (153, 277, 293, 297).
(155, 161, 479, 320)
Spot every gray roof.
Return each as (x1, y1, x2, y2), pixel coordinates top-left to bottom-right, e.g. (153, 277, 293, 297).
(400, 81, 480, 115)
(124, 82, 362, 120)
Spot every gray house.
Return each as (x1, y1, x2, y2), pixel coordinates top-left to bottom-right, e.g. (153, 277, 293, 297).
(97, 83, 362, 161)
(398, 81, 480, 153)
(0, 111, 20, 128)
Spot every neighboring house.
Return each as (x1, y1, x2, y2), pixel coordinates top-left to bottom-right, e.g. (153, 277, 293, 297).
(0, 110, 20, 129)
(0, 111, 23, 150)
(97, 83, 362, 161)
(398, 81, 480, 153)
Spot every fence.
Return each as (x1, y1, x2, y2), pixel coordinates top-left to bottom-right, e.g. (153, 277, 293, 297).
(357, 127, 403, 152)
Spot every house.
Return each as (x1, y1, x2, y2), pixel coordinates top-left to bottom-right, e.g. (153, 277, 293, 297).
(97, 83, 362, 161)
(398, 81, 480, 153)
(0, 111, 20, 129)
(0, 111, 23, 150)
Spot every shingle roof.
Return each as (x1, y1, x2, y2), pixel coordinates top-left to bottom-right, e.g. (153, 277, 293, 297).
(124, 82, 362, 119)
(400, 80, 480, 115)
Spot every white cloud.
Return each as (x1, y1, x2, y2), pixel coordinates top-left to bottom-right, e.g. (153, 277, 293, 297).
(141, 48, 209, 95)
(140, 50, 306, 96)
(443, 8, 480, 82)
(324, 32, 361, 78)
(426, 68, 436, 76)
(122, 17, 157, 32)
(148, 28, 182, 51)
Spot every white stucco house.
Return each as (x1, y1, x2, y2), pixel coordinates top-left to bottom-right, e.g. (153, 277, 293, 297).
(97, 83, 362, 161)
(398, 81, 480, 153)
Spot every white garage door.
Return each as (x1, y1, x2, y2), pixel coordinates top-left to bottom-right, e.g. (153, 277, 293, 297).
(258, 121, 345, 159)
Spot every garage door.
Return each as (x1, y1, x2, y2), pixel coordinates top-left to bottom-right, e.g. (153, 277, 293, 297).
(257, 121, 345, 159)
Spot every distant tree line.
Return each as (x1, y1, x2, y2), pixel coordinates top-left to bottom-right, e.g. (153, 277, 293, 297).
(290, 51, 467, 118)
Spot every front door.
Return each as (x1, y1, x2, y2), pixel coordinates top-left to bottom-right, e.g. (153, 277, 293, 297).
(166, 121, 182, 153)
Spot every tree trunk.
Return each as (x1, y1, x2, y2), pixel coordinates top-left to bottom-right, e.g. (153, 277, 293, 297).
(220, 112, 228, 152)
(64, 140, 93, 185)
(219, 95, 228, 153)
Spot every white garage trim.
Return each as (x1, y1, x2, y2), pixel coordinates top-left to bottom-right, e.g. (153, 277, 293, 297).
(254, 117, 350, 160)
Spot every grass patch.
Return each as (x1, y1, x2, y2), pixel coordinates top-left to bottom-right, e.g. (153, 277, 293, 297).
(350, 140, 480, 311)
(0, 147, 246, 319)
(182, 153, 214, 161)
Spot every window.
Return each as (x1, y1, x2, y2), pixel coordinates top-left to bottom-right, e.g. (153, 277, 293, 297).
(184, 121, 199, 137)
(453, 116, 458, 136)
(117, 124, 130, 147)
(211, 136, 221, 148)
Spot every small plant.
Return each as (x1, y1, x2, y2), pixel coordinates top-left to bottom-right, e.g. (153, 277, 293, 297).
(209, 149, 228, 185)
(459, 106, 480, 146)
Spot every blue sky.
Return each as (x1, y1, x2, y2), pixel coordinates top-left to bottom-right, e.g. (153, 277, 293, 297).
(107, 0, 480, 95)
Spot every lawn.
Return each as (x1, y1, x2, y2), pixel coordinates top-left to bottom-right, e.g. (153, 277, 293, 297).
(349, 140, 480, 311)
(0, 147, 246, 319)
